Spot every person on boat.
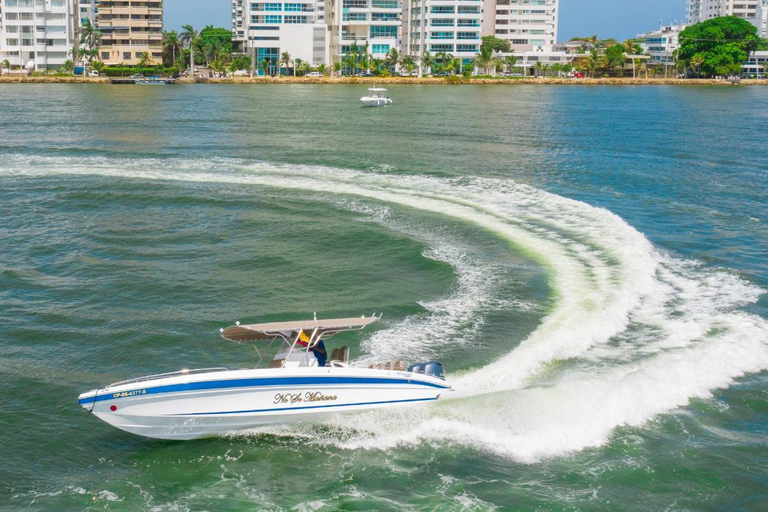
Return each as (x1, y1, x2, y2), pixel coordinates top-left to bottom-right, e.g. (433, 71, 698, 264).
(310, 338, 327, 367)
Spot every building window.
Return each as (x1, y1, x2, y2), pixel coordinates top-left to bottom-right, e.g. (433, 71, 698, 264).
(370, 25, 397, 38)
(265, 15, 282, 23)
(123, 52, 131, 60)
(372, 44, 390, 54)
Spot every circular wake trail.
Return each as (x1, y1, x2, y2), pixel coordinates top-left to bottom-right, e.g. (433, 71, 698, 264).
(3, 155, 767, 461)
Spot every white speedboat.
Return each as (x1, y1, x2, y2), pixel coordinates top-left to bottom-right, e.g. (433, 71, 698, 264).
(78, 315, 451, 440)
(360, 88, 393, 107)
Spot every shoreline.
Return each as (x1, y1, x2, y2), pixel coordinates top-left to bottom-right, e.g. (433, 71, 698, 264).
(2, 75, 767, 86)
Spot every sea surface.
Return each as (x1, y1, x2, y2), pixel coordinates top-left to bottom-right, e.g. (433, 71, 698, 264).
(1, 84, 767, 510)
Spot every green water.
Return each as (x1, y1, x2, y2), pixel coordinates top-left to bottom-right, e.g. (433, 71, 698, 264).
(1, 84, 767, 509)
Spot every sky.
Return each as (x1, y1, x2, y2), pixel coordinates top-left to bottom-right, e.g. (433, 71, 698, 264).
(164, 0, 687, 42)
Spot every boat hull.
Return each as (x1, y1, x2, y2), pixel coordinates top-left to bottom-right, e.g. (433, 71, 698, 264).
(360, 97, 393, 107)
(78, 368, 450, 440)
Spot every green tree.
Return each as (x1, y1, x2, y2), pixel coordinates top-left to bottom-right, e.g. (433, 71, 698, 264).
(333, 61, 342, 77)
(473, 45, 496, 75)
(678, 16, 758, 77)
(481, 35, 511, 53)
(259, 58, 270, 76)
(503, 55, 518, 74)
(317, 63, 327, 75)
(80, 19, 101, 66)
(690, 54, 705, 78)
(163, 31, 183, 67)
(3, 58, 12, 71)
(280, 51, 292, 76)
(384, 47, 399, 73)
(420, 51, 434, 76)
(180, 25, 199, 75)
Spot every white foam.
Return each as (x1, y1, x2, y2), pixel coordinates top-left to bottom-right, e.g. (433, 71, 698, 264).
(3, 155, 767, 461)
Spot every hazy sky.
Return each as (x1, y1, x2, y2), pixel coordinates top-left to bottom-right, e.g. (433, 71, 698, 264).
(164, 0, 686, 41)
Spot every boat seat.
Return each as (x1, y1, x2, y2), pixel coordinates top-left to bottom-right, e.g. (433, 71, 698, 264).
(268, 359, 285, 369)
(330, 346, 349, 364)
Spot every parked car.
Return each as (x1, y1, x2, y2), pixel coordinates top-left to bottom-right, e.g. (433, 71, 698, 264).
(359, 72, 373, 77)
(307, 71, 323, 77)
(88, 70, 99, 77)
(232, 69, 249, 77)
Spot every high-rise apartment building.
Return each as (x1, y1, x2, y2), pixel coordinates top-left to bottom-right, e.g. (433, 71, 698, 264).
(402, 0, 483, 66)
(687, 0, 761, 23)
(327, 0, 401, 67)
(232, 0, 327, 74)
(232, 0, 560, 73)
(0, 0, 80, 71)
(483, 0, 558, 53)
(97, 0, 162, 66)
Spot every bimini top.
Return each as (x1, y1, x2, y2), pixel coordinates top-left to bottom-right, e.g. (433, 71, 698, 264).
(368, 87, 387, 92)
(220, 315, 380, 342)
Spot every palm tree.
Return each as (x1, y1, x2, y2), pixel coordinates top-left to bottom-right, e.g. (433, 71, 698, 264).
(504, 55, 518, 74)
(280, 51, 292, 76)
(333, 61, 342, 77)
(622, 39, 638, 55)
(180, 25, 199, 76)
(691, 54, 705, 78)
(534, 60, 545, 77)
(80, 19, 101, 65)
(384, 47, 399, 73)
(163, 31, 183, 67)
(473, 45, 495, 76)
(138, 52, 153, 69)
(586, 48, 602, 78)
(400, 55, 415, 75)
(317, 63, 327, 75)
(420, 51, 434, 76)
(2, 59, 10, 71)
(259, 58, 270, 77)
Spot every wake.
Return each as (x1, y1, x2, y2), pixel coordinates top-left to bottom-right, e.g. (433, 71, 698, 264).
(3, 155, 767, 461)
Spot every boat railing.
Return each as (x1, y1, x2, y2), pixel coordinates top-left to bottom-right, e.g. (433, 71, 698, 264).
(106, 367, 229, 389)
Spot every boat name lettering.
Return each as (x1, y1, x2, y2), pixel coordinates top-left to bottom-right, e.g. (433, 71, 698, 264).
(273, 391, 338, 405)
(304, 391, 338, 402)
(113, 389, 147, 399)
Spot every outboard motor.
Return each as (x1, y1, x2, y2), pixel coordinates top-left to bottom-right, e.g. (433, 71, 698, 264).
(408, 361, 445, 380)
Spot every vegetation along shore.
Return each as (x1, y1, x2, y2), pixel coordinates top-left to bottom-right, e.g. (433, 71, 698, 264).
(2, 76, 767, 86)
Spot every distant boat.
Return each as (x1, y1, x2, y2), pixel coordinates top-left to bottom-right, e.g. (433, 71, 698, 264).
(361, 87, 393, 107)
(135, 77, 175, 85)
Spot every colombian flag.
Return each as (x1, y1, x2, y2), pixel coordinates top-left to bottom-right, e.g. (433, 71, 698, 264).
(297, 330, 311, 347)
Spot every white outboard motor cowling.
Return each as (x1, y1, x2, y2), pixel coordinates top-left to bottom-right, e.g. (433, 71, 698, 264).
(408, 361, 446, 380)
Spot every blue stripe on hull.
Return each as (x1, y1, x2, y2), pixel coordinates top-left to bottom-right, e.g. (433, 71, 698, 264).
(176, 396, 438, 416)
(79, 375, 450, 405)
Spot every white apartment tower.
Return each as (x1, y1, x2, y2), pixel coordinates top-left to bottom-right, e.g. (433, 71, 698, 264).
(327, 0, 402, 66)
(232, 0, 327, 73)
(483, 0, 558, 53)
(687, 0, 761, 23)
(0, 0, 79, 71)
(402, 0, 483, 65)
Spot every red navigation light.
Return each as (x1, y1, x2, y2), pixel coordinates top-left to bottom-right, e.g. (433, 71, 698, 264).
(110, 405, 117, 411)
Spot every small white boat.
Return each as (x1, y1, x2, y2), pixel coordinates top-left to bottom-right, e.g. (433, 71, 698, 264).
(361, 87, 393, 107)
(78, 314, 451, 440)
